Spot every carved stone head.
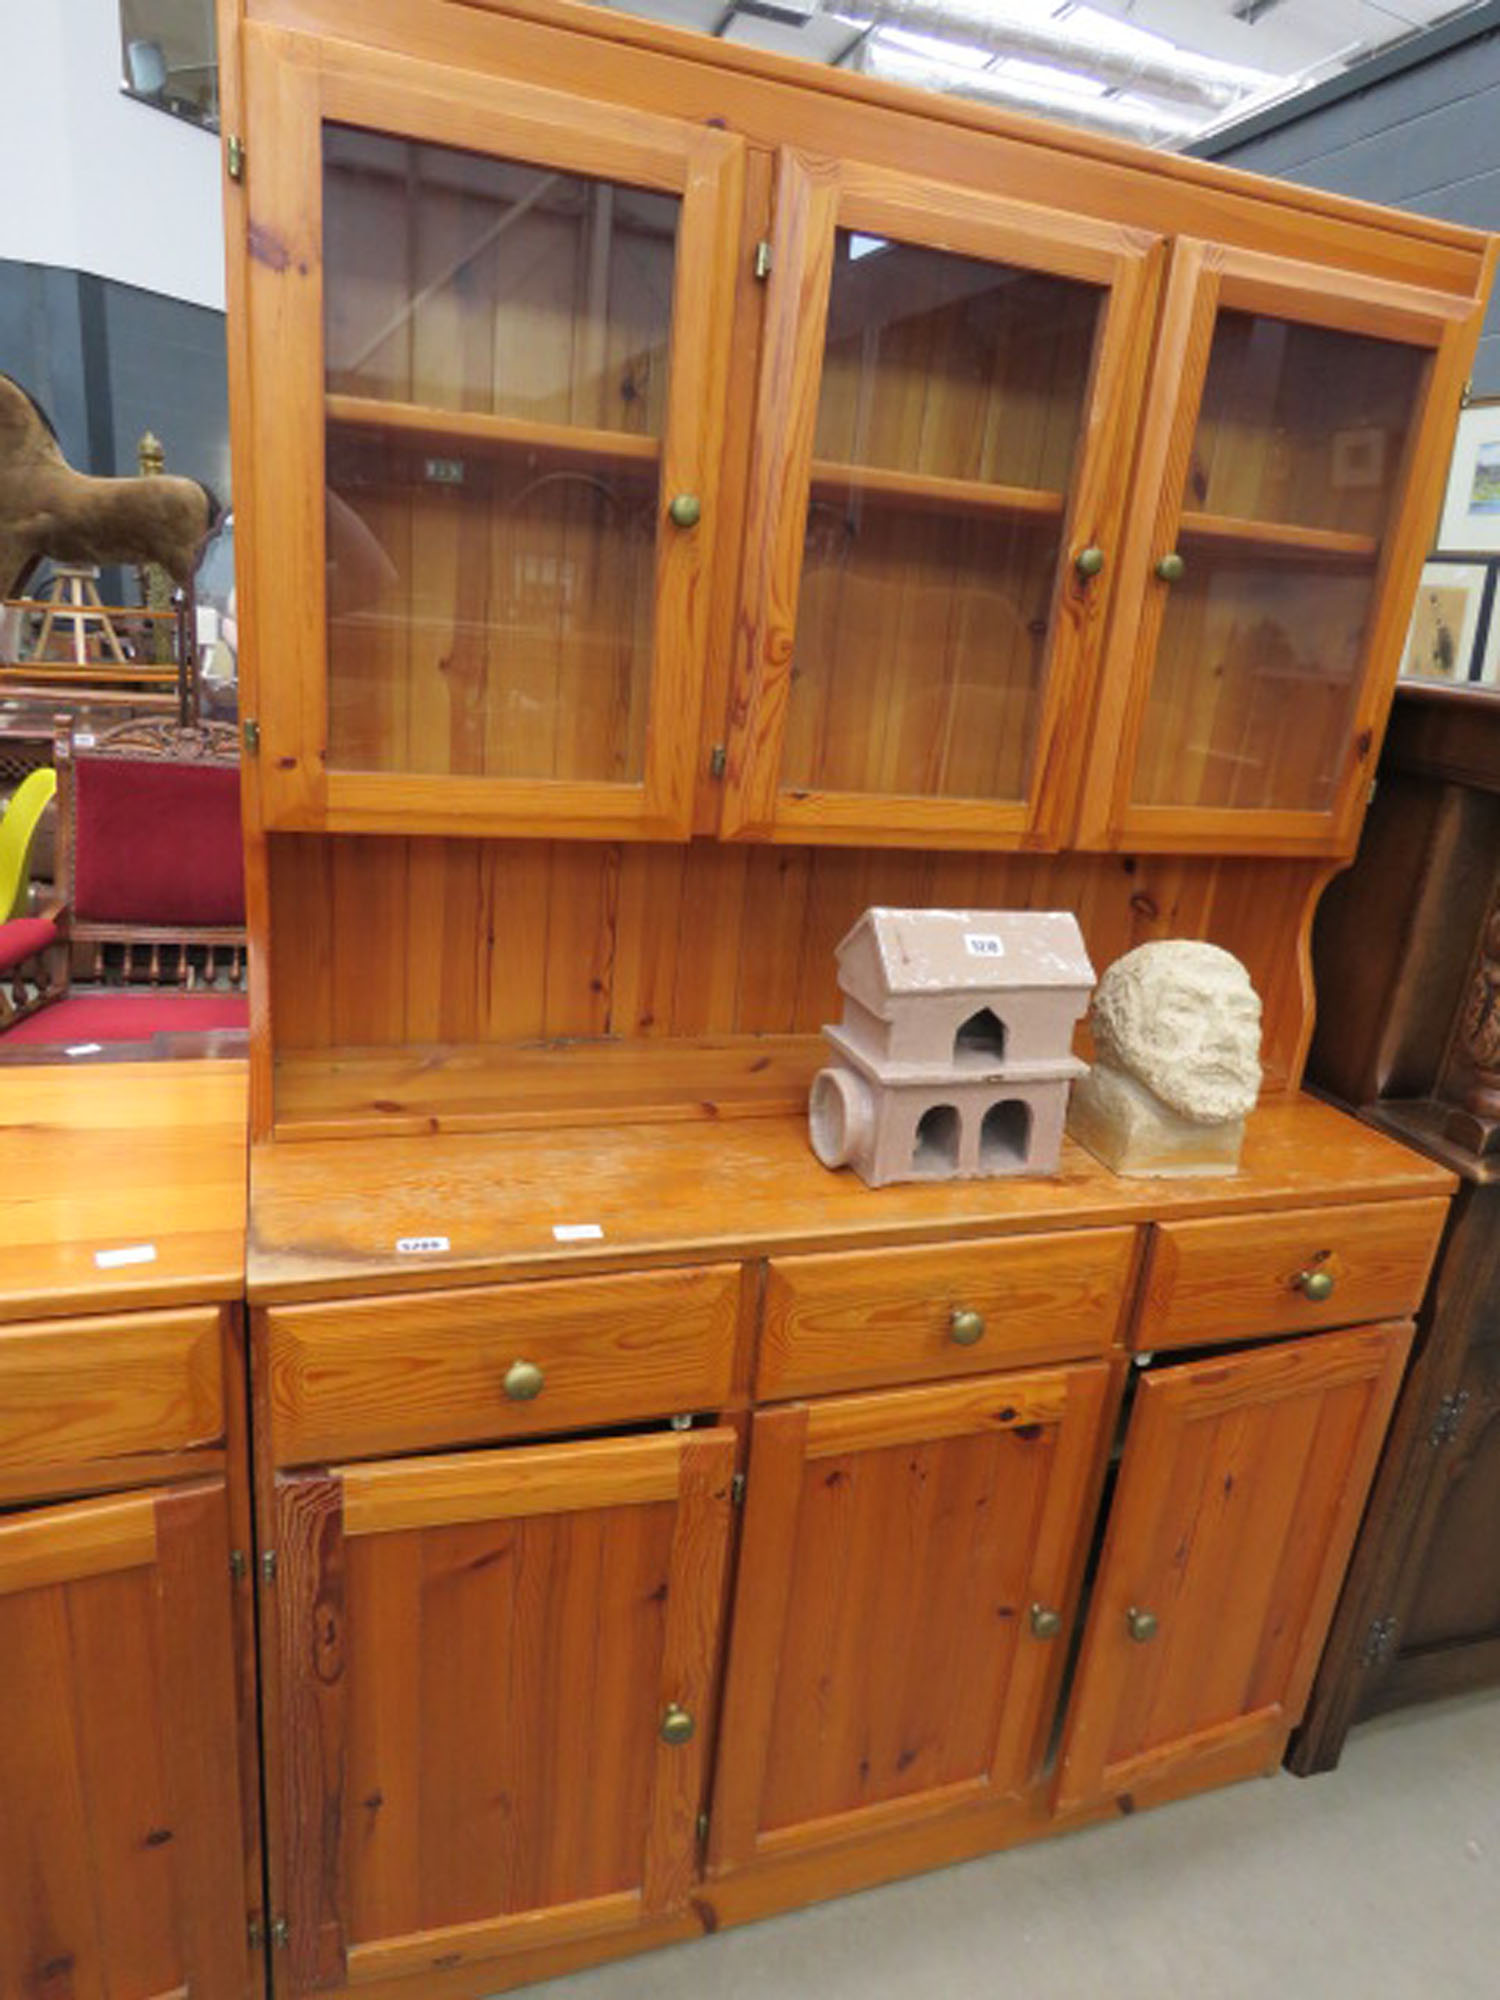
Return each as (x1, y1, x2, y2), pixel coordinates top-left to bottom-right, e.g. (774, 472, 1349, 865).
(1090, 940, 1262, 1125)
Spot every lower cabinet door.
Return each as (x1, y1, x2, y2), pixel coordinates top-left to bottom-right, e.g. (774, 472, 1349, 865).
(1056, 1321, 1412, 1808)
(709, 1363, 1112, 1870)
(271, 1427, 737, 1994)
(0, 1479, 251, 2000)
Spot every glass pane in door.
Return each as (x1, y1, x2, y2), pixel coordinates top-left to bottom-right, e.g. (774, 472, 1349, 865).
(784, 233, 1102, 801)
(1132, 555, 1372, 813)
(1184, 312, 1427, 538)
(320, 125, 680, 781)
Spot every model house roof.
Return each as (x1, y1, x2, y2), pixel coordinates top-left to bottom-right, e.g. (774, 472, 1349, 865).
(837, 908, 1095, 999)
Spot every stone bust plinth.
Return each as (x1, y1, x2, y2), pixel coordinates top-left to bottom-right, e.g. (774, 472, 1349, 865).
(1067, 940, 1262, 1177)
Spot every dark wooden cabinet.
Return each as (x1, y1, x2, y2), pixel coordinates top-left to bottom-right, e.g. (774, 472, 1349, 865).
(1292, 688, 1500, 1771)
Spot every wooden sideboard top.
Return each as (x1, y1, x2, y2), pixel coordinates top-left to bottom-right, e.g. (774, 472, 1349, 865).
(247, 1091, 1454, 1304)
(0, 1059, 248, 1321)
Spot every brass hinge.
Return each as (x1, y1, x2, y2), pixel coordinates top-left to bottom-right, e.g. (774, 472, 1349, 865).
(242, 717, 261, 755)
(227, 134, 246, 183)
(1361, 1613, 1398, 1667)
(709, 743, 727, 780)
(731, 1471, 746, 1506)
(753, 239, 772, 280)
(247, 1913, 264, 1952)
(229, 1548, 248, 1582)
(1429, 1390, 1470, 1448)
(696, 1810, 709, 1847)
(1461, 378, 1474, 408)
(271, 1917, 290, 1950)
(261, 1548, 278, 1584)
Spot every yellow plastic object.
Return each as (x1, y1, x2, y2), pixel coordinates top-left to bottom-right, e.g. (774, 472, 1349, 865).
(0, 767, 57, 922)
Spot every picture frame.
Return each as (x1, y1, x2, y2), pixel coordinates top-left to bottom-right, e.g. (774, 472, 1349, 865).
(1474, 577, 1500, 687)
(1436, 400, 1500, 554)
(1400, 559, 1492, 684)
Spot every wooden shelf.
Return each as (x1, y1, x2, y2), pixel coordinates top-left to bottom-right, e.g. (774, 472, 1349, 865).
(325, 393, 662, 470)
(809, 459, 1066, 522)
(1177, 511, 1379, 564)
(273, 1033, 824, 1141)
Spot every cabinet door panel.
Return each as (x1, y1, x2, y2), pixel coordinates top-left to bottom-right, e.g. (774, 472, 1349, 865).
(0, 1482, 250, 2000)
(243, 27, 742, 838)
(721, 151, 1159, 849)
(1056, 1323, 1411, 1808)
(1079, 240, 1480, 855)
(272, 1428, 735, 1994)
(710, 1364, 1111, 1870)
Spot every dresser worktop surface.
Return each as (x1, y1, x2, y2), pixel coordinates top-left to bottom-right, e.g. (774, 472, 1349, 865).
(247, 1090, 1455, 1305)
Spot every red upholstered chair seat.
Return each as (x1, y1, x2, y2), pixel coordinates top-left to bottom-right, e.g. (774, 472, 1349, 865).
(73, 757, 245, 926)
(0, 916, 59, 972)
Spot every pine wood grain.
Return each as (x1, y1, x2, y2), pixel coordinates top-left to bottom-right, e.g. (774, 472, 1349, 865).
(267, 1264, 740, 1464)
(758, 1226, 1135, 1398)
(1136, 1194, 1448, 1350)
(248, 1095, 1452, 1305)
(0, 1062, 247, 1322)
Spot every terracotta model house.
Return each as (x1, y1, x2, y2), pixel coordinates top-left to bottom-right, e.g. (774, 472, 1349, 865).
(808, 908, 1094, 1184)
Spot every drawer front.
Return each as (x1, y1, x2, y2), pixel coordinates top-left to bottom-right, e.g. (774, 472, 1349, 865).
(266, 1263, 742, 1463)
(758, 1228, 1137, 1399)
(1136, 1196, 1449, 1352)
(0, 1307, 224, 1493)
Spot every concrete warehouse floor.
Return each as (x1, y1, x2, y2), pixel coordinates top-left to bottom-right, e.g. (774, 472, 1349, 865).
(529, 1688, 1500, 2000)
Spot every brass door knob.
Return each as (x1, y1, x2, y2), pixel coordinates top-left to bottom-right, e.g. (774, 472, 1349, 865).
(1125, 1605, 1158, 1643)
(660, 1703, 695, 1746)
(1074, 545, 1105, 579)
(503, 1359, 545, 1402)
(1029, 1603, 1063, 1640)
(668, 493, 702, 528)
(1155, 551, 1186, 583)
(1294, 1267, 1335, 1302)
(949, 1307, 986, 1347)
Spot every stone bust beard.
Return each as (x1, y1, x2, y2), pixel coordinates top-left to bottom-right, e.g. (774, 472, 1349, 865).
(1090, 941, 1263, 1125)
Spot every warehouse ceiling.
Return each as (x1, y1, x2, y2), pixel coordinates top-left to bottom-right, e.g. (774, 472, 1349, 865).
(593, 0, 1487, 147)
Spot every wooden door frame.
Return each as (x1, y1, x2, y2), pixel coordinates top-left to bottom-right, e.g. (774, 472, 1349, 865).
(718, 147, 1162, 850)
(707, 1362, 1113, 1874)
(241, 24, 743, 839)
(1075, 238, 1484, 858)
(270, 1427, 735, 1995)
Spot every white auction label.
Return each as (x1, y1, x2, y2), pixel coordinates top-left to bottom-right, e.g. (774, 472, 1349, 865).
(66, 1042, 104, 1056)
(553, 1222, 604, 1242)
(95, 1243, 158, 1269)
(395, 1235, 450, 1255)
(964, 933, 1005, 957)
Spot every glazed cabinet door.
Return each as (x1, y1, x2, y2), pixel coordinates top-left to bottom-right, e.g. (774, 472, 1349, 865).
(1078, 240, 1479, 855)
(239, 27, 742, 838)
(709, 1364, 1111, 1871)
(720, 152, 1159, 849)
(270, 1427, 735, 1995)
(1056, 1322, 1411, 1809)
(0, 1481, 252, 2000)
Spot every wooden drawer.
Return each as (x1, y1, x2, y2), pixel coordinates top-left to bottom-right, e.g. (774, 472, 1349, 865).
(265, 1263, 741, 1463)
(1135, 1197, 1449, 1352)
(0, 1307, 224, 1499)
(757, 1228, 1137, 1399)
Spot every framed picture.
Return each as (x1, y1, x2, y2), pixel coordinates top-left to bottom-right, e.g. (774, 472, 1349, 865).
(1400, 560, 1492, 684)
(1474, 581, 1500, 686)
(1436, 400, 1500, 554)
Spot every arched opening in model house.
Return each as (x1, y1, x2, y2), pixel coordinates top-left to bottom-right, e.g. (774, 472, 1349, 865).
(953, 1007, 1007, 1066)
(980, 1099, 1031, 1169)
(911, 1103, 960, 1174)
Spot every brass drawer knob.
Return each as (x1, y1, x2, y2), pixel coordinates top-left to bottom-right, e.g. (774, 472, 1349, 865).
(1074, 545, 1105, 579)
(949, 1307, 986, 1347)
(1294, 1266, 1335, 1302)
(660, 1703, 695, 1746)
(668, 493, 702, 529)
(1155, 550, 1186, 583)
(1125, 1605, 1158, 1643)
(503, 1359, 545, 1402)
(1029, 1603, 1063, 1641)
